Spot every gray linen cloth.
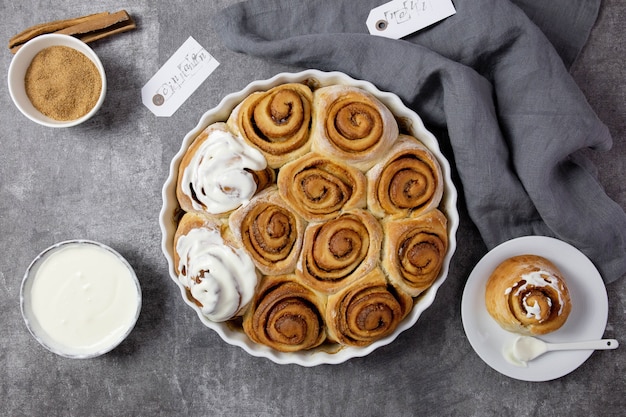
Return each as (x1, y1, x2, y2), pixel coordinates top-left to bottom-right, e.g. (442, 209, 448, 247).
(216, 0, 626, 284)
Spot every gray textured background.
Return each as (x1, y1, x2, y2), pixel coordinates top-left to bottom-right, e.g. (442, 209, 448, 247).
(1, 1, 624, 416)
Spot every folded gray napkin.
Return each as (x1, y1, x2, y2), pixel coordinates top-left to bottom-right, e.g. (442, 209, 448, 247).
(216, 0, 626, 284)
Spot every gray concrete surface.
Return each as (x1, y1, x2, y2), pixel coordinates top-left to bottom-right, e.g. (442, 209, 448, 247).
(1, 1, 624, 416)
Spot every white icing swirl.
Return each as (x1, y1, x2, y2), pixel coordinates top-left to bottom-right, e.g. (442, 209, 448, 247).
(508, 270, 565, 320)
(176, 227, 258, 322)
(181, 128, 267, 214)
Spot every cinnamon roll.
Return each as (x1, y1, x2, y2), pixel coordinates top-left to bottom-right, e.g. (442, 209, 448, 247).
(367, 135, 443, 219)
(485, 255, 572, 335)
(277, 152, 367, 222)
(229, 186, 305, 275)
(297, 209, 382, 294)
(326, 268, 413, 347)
(311, 85, 399, 171)
(243, 274, 326, 352)
(227, 83, 313, 168)
(382, 209, 448, 297)
(176, 122, 268, 216)
(173, 212, 259, 322)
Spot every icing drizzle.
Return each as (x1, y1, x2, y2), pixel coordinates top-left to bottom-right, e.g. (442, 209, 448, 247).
(176, 227, 258, 322)
(181, 129, 267, 214)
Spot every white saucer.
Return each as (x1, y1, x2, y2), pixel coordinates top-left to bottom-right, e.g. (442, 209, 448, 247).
(461, 236, 609, 381)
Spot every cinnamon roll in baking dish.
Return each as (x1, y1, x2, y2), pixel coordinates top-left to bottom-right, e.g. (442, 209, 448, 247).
(311, 85, 398, 171)
(229, 187, 305, 276)
(277, 152, 367, 222)
(297, 209, 382, 294)
(485, 254, 571, 335)
(228, 83, 314, 168)
(176, 122, 267, 216)
(243, 274, 327, 352)
(326, 268, 413, 347)
(367, 135, 443, 219)
(173, 212, 259, 322)
(382, 209, 448, 297)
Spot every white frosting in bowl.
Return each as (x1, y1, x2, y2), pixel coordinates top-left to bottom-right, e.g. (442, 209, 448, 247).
(21, 240, 141, 359)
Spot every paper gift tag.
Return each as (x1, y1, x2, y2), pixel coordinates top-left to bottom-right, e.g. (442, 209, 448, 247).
(366, 0, 456, 40)
(142, 36, 219, 117)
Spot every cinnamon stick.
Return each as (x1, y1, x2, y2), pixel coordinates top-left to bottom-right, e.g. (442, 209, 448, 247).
(8, 12, 110, 49)
(56, 10, 133, 38)
(77, 21, 136, 44)
(8, 10, 136, 54)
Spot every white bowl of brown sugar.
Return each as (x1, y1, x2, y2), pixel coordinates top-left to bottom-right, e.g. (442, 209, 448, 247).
(8, 34, 106, 128)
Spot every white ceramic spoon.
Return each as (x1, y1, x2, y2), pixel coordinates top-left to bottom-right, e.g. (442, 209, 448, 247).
(511, 336, 619, 364)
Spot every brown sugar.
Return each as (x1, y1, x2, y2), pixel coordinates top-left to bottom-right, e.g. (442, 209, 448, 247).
(24, 45, 102, 121)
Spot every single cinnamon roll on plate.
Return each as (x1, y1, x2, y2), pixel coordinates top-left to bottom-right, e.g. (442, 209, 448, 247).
(485, 254, 572, 335)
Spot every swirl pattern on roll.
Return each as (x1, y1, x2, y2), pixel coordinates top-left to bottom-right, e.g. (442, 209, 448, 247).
(311, 85, 399, 171)
(243, 274, 326, 352)
(485, 255, 572, 335)
(228, 83, 313, 168)
(173, 212, 258, 322)
(367, 135, 443, 219)
(326, 268, 413, 347)
(278, 152, 367, 222)
(229, 187, 305, 275)
(382, 209, 448, 297)
(297, 209, 382, 294)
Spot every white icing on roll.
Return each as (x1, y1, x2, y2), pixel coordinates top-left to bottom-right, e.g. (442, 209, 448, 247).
(176, 227, 258, 322)
(181, 129, 267, 214)
(507, 270, 565, 320)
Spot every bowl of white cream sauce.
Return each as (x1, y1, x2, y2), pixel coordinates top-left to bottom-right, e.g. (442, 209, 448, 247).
(20, 240, 141, 359)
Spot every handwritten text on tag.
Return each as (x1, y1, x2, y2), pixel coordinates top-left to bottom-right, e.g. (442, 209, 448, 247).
(366, 0, 456, 40)
(142, 36, 219, 117)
